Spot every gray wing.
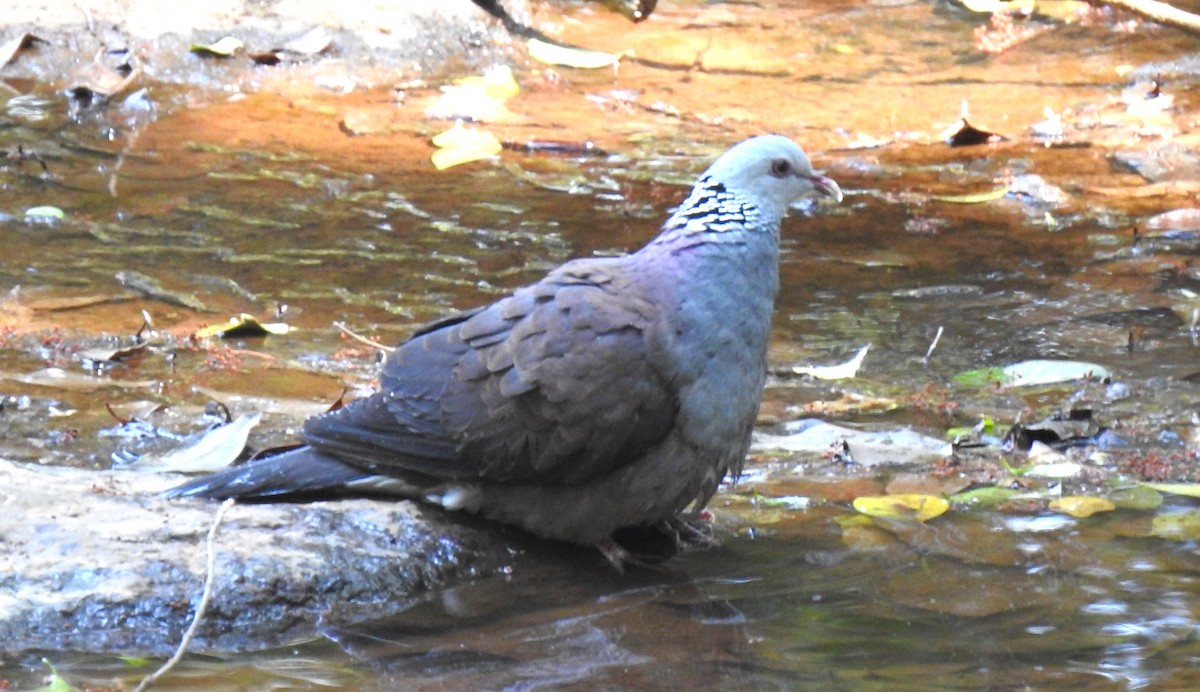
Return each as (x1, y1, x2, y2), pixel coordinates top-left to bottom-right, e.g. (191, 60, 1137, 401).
(301, 258, 679, 485)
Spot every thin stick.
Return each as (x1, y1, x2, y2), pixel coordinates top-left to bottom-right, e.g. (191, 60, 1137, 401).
(333, 321, 395, 353)
(133, 498, 235, 692)
(923, 325, 944, 364)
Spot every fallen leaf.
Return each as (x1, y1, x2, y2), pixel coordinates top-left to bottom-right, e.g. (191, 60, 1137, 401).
(431, 124, 502, 170)
(25, 205, 64, 219)
(193, 314, 291, 339)
(953, 359, 1111, 387)
(1109, 485, 1163, 510)
(426, 66, 519, 122)
(932, 187, 1008, 204)
(792, 344, 870, 379)
(79, 341, 148, 364)
(37, 658, 72, 692)
(0, 32, 46, 68)
(945, 118, 1006, 147)
(1143, 482, 1200, 498)
(527, 37, 629, 69)
(132, 412, 262, 473)
(1049, 496, 1115, 518)
(190, 36, 244, 58)
(949, 486, 1019, 508)
(281, 26, 332, 55)
(454, 65, 519, 101)
(1150, 512, 1200, 541)
(960, 0, 1036, 12)
(5, 367, 156, 390)
(248, 51, 282, 66)
(755, 421, 953, 466)
(853, 493, 950, 522)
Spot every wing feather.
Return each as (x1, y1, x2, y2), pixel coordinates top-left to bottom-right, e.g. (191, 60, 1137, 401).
(302, 258, 678, 485)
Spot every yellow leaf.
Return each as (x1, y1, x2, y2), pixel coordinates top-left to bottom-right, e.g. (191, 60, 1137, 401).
(455, 65, 519, 101)
(194, 314, 291, 339)
(1048, 496, 1116, 518)
(932, 187, 1008, 204)
(527, 37, 629, 69)
(430, 125, 502, 170)
(960, 0, 1036, 12)
(1037, 0, 1089, 21)
(852, 494, 949, 522)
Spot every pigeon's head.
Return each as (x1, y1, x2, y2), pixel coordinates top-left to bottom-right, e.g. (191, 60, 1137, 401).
(702, 135, 842, 220)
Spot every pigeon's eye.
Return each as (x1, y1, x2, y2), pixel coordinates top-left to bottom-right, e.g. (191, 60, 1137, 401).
(769, 159, 792, 178)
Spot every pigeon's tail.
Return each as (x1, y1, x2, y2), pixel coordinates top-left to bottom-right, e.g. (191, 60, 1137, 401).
(163, 446, 370, 502)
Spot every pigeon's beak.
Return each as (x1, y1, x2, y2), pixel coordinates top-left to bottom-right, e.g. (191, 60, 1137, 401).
(809, 174, 843, 204)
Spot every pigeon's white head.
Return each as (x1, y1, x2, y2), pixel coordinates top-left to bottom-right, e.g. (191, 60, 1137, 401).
(702, 135, 842, 221)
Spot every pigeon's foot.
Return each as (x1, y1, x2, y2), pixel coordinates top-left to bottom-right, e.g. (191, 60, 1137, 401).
(658, 511, 717, 551)
(597, 513, 718, 571)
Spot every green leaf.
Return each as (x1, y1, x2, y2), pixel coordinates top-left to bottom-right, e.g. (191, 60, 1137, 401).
(35, 659, 75, 692)
(954, 360, 1111, 387)
(1143, 482, 1200, 498)
(952, 366, 1006, 387)
(1109, 485, 1163, 510)
(190, 36, 244, 57)
(949, 486, 1018, 507)
(1151, 512, 1200, 541)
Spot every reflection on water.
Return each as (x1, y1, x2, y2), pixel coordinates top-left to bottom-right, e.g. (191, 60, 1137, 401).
(306, 509, 1199, 690)
(4, 0, 1200, 688)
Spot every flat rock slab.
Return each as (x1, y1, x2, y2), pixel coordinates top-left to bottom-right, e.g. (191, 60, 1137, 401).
(0, 459, 494, 655)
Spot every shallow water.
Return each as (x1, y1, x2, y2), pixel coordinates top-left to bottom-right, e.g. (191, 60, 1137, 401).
(4, 0, 1200, 688)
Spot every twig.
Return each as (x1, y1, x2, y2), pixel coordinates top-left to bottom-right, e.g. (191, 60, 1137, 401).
(333, 321, 395, 353)
(923, 326, 944, 364)
(133, 498, 234, 692)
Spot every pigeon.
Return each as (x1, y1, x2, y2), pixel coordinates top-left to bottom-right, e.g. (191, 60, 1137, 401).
(167, 135, 843, 563)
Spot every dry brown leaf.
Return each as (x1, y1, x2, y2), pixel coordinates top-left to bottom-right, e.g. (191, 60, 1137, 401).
(0, 32, 45, 68)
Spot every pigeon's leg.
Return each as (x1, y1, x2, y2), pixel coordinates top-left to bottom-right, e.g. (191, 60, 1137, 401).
(596, 537, 633, 572)
(595, 537, 669, 572)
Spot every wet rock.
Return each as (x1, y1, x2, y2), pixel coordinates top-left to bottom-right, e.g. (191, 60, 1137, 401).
(1110, 145, 1200, 183)
(0, 458, 498, 656)
(0, 1, 528, 94)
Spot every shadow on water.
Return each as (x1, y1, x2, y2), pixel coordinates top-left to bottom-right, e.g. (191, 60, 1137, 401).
(4, 0, 1200, 688)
